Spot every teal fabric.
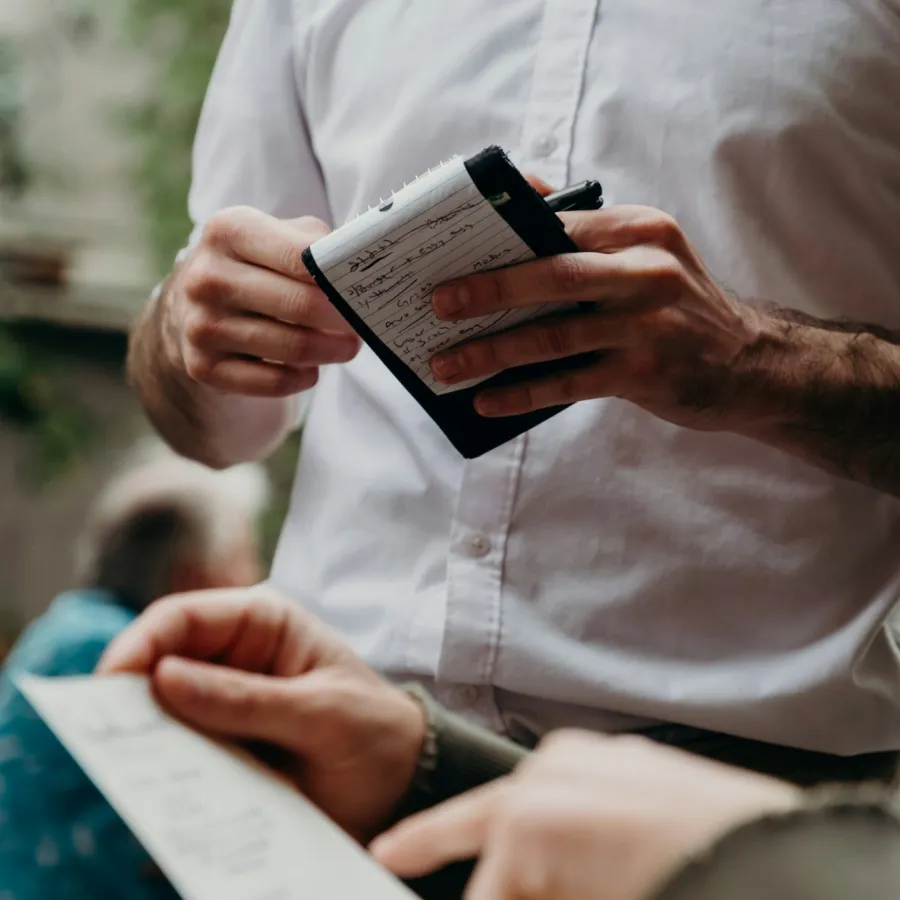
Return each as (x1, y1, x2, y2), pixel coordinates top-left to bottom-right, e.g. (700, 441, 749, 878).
(0, 590, 179, 900)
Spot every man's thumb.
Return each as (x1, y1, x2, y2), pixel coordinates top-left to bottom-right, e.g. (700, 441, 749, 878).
(153, 657, 306, 750)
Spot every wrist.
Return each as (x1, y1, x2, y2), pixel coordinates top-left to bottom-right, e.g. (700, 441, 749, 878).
(129, 279, 183, 391)
(714, 305, 830, 437)
(152, 277, 187, 372)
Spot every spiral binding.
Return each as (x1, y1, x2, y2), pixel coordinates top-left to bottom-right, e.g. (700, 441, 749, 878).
(344, 156, 461, 225)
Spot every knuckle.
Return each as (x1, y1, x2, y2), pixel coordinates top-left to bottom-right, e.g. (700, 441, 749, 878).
(183, 308, 221, 349)
(464, 340, 500, 373)
(221, 678, 264, 720)
(294, 215, 330, 241)
(539, 729, 585, 755)
(550, 371, 581, 403)
(183, 348, 216, 383)
(646, 211, 682, 246)
(624, 346, 663, 384)
(533, 730, 598, 771)
(648, 256, 687, 294)
(282, 285, 315, 322)
(534, 321, 573, 358)
(278, 242, 306, 280)
(648, 305, 684, 335)
(254, 584, 296, 612)
(609, 733, 655, 754)
(549, 254, 591, 294)
(142, 594, 180, 623)
(629, 209, 688, 256)
(500, 791, 562, 850)
(474, 272, 506, 312)
(493, 795, 528, 839)
(281, 328, 310, 362)
(184, 256, 228, 304)
(202, 207, 248, 248)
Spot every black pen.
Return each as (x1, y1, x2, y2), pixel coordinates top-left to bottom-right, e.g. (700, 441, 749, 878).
(544, 180, 604, 213)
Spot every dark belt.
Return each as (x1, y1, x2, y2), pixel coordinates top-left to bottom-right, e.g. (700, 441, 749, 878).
(638, 721, 900, 788)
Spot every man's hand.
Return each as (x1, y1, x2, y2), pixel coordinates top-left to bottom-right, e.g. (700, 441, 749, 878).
(128, 207, 362, 467)
(429, 202, 900, 497)
(372, 731, 800, 900)
(429, 206, 759, 427)
(164, 208, 360, 398)
(97, 587, 425, 843)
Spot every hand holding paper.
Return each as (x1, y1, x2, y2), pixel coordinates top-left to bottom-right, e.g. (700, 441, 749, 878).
(20, 673, 417, 900)
(98, 586, 426, 843)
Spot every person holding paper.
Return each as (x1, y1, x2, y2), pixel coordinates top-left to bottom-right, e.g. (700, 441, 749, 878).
(0, 446, 267, 900)
(128, 1, 900, 780)
(98, 586, 900, 900)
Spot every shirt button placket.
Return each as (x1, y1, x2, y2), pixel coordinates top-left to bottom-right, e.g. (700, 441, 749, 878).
(518, 0, 600, 188)
(438, 438, 527, 696)
(463, 533, 493, 559)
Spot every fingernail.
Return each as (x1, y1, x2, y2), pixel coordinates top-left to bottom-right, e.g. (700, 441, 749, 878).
(431, 353, 461, 381)
(432, 285, 468, 319)
(475, 394, 503, 416)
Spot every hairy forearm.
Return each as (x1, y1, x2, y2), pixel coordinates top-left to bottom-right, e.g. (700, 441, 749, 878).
(709, 307, 900, 496)
(127, 277, 294, 470)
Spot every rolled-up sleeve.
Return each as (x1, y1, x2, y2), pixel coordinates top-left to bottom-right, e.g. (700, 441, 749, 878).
(656, 791, 900, 900)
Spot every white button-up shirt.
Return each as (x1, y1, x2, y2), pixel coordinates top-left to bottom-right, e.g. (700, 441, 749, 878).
(189, 0, 900, 754)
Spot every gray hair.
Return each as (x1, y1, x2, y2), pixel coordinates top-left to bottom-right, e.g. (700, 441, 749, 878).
(74, 440, 270, 610)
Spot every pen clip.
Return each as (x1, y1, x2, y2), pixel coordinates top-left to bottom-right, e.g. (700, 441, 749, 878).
(544, 180, 604, 213)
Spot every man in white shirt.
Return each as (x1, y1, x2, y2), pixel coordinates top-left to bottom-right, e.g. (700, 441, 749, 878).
(128, 0, 900, 778)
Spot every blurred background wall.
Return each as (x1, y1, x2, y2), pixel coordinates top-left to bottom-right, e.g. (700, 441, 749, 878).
(0, 0, 297, 646)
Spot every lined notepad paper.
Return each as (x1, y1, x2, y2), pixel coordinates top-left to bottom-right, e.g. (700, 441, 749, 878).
(19, 675, 415, 900)
(309, 157, 562, 394)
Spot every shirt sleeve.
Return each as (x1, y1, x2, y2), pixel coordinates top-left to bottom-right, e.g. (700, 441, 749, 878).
(186, 0, 331, 246)
(393, 684, 529, 822)
(655, 789, 900, 900)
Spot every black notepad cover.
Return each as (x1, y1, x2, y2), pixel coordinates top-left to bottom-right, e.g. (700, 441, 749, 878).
(302, 146, 591, 459)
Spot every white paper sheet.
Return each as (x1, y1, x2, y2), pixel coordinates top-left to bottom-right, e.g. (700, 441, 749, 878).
(18, 674, 416, 900)
(310, 156, 564, 394)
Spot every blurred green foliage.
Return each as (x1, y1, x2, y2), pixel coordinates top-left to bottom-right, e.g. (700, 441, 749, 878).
(121, 0, 301, 564)
(0, 326, 99, 484)
(1, 0, 302, 542)
(0, 39, 93, 487)
(0, 0, 232, 484)
(0, 39, 28, 197)
(119, 0, 232, 276)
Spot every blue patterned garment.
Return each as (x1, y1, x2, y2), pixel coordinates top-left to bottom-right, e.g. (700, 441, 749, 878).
(0, 590, 180, 900)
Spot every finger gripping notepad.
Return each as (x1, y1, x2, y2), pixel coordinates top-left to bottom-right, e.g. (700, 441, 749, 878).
(302, 146, 601, 459)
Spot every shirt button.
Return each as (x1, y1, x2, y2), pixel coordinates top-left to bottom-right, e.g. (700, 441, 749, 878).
(454, 686, 480, 706)
(463, 533, 493, 559)
(531, 133, 558, 158)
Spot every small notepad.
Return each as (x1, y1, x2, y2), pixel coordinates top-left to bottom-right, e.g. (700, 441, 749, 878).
(19, 675, 415, 900)
(303, 146, 602, 459)
(310, 156, 557, 394)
